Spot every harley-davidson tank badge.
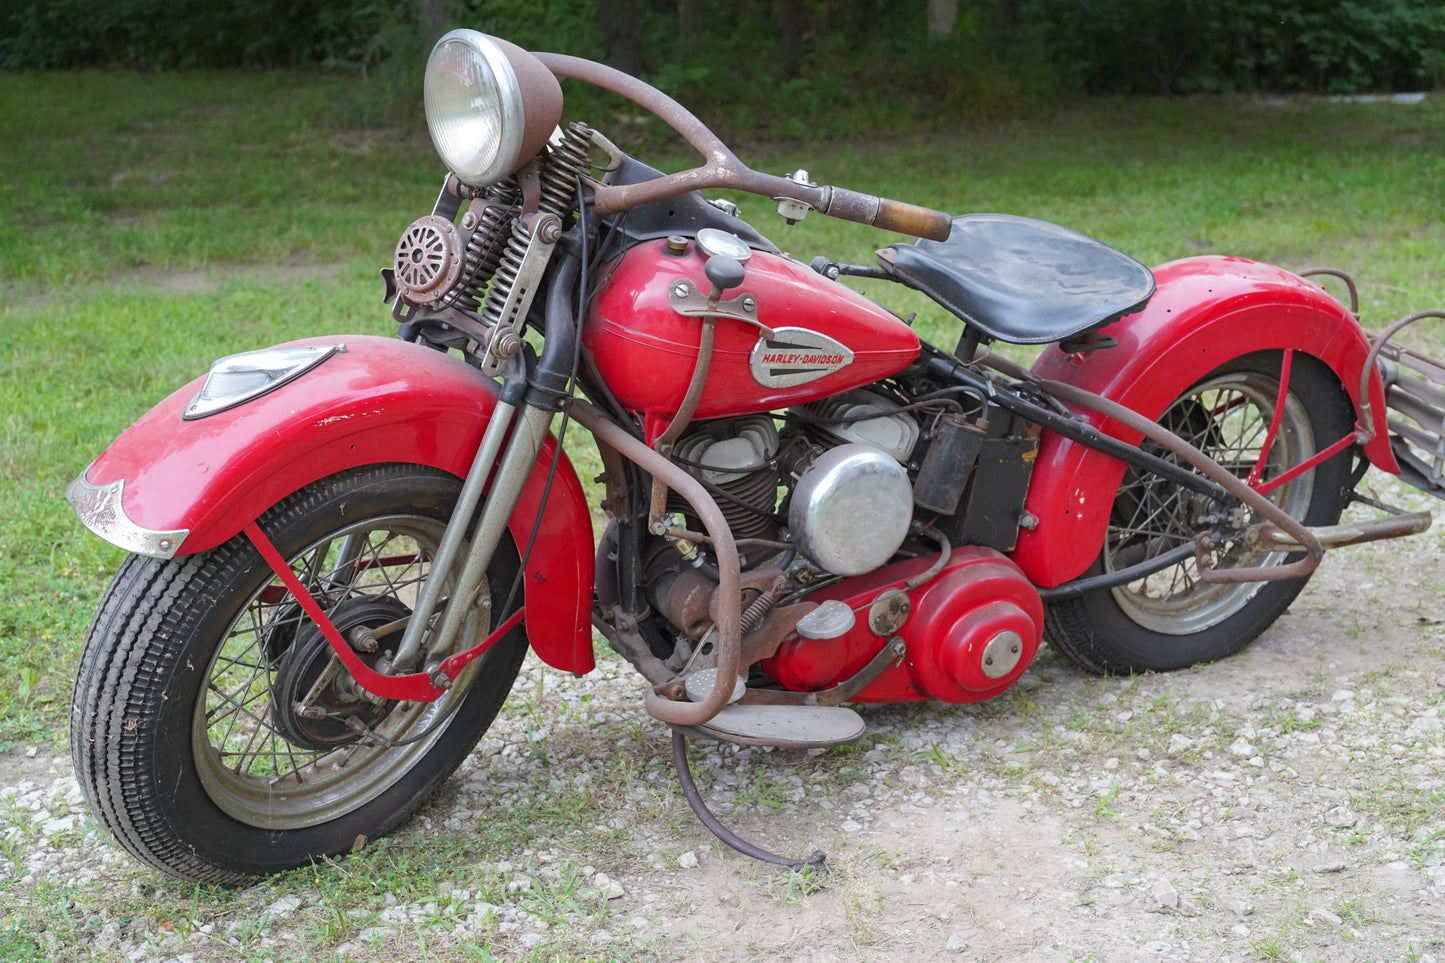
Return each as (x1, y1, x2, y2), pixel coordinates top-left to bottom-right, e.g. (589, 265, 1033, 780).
(748, 328, 854, 388)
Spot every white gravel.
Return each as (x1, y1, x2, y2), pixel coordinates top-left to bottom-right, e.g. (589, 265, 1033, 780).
(5, 514, 1445, 961)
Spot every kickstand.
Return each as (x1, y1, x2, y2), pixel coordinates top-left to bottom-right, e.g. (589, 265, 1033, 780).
(670, 728, 828, 874)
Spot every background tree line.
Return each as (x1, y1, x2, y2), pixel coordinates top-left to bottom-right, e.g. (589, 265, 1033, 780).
(3, 0, 1442, 133)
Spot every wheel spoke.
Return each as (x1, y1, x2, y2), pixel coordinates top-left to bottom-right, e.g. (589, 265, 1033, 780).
(1098, 367, 1320, 635)
(190, 504, 503, 829)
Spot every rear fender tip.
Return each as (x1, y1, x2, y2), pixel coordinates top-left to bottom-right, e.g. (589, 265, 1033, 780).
(66, 467, 189, 559)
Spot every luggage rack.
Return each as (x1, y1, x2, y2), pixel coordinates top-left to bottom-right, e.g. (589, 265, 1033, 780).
(1300, 267, 1445, 500)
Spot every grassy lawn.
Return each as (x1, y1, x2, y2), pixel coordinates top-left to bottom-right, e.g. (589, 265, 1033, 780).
(0, 67, 1441, 960)
(3, 69, 1443, 744)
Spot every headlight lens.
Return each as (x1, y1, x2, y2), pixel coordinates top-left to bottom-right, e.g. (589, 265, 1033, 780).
(425, 31, 524, 188)
(185, 344, 341, 419)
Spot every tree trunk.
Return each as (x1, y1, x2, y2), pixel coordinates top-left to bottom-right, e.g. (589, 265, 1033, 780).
(776, 0, 804, 79)
(599, 0, 646, 74)
(416, 0, 452, 44)
(927, 0, 959, 38)
(997, 0, 1019, 33)
(678, 0, 701, 39)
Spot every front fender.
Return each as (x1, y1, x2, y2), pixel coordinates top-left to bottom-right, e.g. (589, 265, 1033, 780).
(70, 335, 596, 674)
(1011, 256, 1395, 588)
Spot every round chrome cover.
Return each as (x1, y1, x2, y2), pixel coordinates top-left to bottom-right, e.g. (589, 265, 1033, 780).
(789, 444, 913, 576)
(980, 630, 1024, 679)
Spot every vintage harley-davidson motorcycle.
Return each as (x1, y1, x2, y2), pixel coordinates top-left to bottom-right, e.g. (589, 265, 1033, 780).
(66, 30, 1445, 885)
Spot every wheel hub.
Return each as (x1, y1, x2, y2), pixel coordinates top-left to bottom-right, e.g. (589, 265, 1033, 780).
(270, 596, 412, 750)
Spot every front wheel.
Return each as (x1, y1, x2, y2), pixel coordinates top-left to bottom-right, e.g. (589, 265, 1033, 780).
(1044, 353, 1355, 674)
(70, 465, 528, 885)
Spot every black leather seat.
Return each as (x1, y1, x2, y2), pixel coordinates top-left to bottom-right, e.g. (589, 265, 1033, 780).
(878, 213, 1156, 345)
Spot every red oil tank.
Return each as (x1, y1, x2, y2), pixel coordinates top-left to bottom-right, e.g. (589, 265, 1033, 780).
(583, 238, 919, 438)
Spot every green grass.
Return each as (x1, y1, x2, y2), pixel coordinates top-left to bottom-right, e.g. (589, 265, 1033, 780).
(0, 66, 1443, 958)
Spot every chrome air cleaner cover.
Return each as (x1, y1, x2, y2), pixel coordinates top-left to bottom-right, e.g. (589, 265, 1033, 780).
(789, 443, 913, 576)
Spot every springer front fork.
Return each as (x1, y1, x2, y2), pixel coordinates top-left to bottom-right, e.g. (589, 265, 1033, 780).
(246, 227, 569, 706)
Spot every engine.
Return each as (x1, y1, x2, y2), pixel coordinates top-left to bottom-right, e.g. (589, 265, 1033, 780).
(639, 386, 1045, 707)
(660, 389, 921, 579)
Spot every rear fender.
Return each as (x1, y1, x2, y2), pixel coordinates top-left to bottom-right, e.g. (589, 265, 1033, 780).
(1011, 256, 1394, 588)
(70, 335, 596, 674)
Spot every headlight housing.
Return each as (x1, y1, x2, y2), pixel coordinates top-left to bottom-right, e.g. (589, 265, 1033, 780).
(424, 30, 562, 189)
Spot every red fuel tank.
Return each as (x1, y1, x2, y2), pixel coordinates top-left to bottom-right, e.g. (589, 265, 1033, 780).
(583, 238, 919, 438)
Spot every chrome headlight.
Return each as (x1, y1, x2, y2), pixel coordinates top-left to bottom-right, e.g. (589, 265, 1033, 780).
(185, 344, 342, 419)
(424, 30, 562, 189)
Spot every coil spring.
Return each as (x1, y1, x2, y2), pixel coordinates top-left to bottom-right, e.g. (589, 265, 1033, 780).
(480, 218, 533, 328)
(539, 122, 595, 217)
(478, 123, 594, 329)
(445, 181, 520, 312)
(739, 581, 783, 635)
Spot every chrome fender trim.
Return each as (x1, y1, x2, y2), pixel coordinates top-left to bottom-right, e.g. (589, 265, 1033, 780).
(65, 468, 189, 559)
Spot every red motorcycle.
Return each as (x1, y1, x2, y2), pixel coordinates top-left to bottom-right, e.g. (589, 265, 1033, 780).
(66, 30, 1444, 885)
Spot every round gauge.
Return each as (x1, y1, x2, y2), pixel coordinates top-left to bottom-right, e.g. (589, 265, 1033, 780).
(695, 228, 752, 264)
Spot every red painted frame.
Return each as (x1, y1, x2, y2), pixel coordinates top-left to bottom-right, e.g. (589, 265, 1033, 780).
(81, 335, 596, 675)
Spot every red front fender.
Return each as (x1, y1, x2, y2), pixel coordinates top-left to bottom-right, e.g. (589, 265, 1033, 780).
(1011, 256, 1395, 588)
(74, 335, 596, 675)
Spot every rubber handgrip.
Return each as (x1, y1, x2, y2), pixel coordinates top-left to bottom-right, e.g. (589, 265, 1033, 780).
(876, 198, 953, 241)
(821, 186, 952, 241)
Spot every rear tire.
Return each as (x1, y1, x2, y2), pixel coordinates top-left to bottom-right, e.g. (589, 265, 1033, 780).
(70, 465, 527, 885)
(1044, 353, 1354, 674)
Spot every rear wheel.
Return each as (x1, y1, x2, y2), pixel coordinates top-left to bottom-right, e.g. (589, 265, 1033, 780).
(70, 465, 527, 885)
(1044, 353, 1355, 674)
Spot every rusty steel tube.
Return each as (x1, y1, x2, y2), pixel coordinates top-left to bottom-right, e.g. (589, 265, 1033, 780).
(1359, 310, 1445, 441)
(1255, 511, 1431, 551)
(570, 400, 742, 726)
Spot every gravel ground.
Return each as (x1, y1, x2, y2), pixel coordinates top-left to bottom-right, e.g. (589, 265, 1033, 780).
(4, 494, 1445, 962)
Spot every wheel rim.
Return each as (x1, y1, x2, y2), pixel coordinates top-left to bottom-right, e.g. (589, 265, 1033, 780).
(1105, 371, 1316, 635)
(193, 514, 485, 829)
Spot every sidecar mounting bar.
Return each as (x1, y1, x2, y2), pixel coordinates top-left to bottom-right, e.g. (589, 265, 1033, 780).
(533, 52, 953, 242)
(1251, 511, 1432, 552)
(1036, 377, 1324, 582)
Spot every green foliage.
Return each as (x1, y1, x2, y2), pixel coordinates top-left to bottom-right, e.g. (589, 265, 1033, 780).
(0, 0, 391, 70)
(1025, 0, 1445, 94)
(3, 0, 1441, 114)
(3, 67, 1443, 746)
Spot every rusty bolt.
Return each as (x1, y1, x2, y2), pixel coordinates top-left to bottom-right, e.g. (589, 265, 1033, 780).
(491, 330, 522, 359)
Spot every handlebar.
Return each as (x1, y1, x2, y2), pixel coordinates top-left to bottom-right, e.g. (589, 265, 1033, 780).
(534, 51, 953, 243)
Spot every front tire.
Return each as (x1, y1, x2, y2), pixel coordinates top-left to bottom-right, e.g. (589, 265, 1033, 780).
(70, 465, 528, 885)
(1044, 353, 1355, 674)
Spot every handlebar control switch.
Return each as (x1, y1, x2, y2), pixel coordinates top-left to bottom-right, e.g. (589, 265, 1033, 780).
(776, 168, 817, 224)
